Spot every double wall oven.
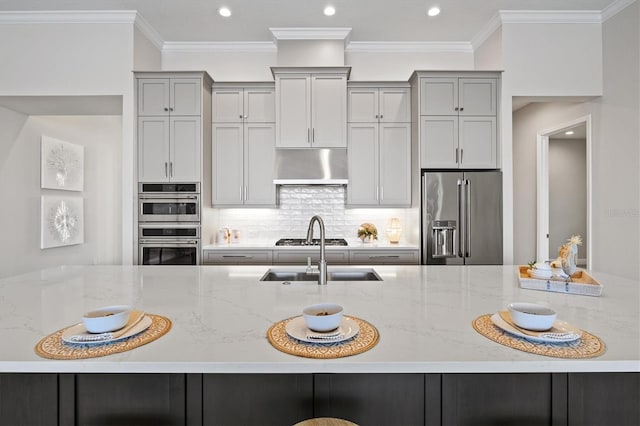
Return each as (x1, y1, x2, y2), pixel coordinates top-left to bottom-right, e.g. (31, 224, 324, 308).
(138, 183, 201, 265)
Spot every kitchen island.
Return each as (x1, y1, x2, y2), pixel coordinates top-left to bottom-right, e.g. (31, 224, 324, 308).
(0, 265, 638, 425)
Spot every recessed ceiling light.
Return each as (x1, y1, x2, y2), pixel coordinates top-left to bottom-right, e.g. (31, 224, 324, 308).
(324, 6, 336, 16)
(427, 6, 440, 17)
(219, 7, 231, 17)
(565, 130, 575, 135)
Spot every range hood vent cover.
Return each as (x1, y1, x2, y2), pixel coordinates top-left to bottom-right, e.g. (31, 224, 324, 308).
(274, 148, 348, 185)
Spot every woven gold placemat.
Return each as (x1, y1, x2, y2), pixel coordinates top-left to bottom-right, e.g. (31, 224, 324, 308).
(35, 314, 171, 360)
(267, 316, 379, 359)
(472, 314, 605, 359)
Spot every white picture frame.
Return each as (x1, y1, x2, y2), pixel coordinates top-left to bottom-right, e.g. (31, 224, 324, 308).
(41, 196, 84, 249)
(41, 135, 84, 191)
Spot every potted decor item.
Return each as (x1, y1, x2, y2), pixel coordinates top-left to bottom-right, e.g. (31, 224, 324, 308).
(357, 223, 378, 243)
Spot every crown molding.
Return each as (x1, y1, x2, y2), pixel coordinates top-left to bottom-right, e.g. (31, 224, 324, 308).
(134, 12, 164, 50)
(163, 41, 277, 53)
(601, 0, 637, 21)
(270, 27, 352, 42)
(471, 12, 502, 50)
(346, 41, 472, 54)
(0, 10, 137, 24)
(499, 10, 602, 24)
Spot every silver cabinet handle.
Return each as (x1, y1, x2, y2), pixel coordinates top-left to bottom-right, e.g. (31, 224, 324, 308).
(380, 186, 384, 201)
(307, 128, 310, 144)
(455, 148, 459, 164)
(454, 107, 459, 111)
(465, 179, 471, 258)
(380, 114, 383, 119)
(164, 107, 169, 112)
(244, 186, 248, 201)
(368, 255, 400, 259)
(169, 107, 174, 111)
(376, 186, 379, 201)
(460, 148, 464, 165)
(222, 255, 253, 258)
(457, 179, 463, 258)
(312, 128, 315, 143)
(239, 186, 243, 201)
(239, 114, 243, 119)
(164, 162, 168, 177)
(169, 162, 173, 177)
(244, 115, 248, 119)
(375, 114, 379, 119)
(459, 107, 464, 111)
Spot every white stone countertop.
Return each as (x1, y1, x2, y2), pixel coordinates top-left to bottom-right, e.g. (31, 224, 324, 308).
(1, 265, 638, 374)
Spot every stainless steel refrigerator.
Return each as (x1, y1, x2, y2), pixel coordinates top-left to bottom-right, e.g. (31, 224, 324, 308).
(422, 171, 503, 265)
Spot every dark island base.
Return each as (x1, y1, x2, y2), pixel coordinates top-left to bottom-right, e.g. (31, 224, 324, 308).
(1, 372, 638, 426)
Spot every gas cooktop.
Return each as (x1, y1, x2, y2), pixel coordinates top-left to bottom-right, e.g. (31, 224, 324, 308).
(275, 238, 348, 246)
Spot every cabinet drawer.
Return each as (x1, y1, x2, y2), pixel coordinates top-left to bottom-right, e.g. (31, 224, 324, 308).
(272, 250, 349, 265)
(350, 250, 419, 265)
(203, 250, 272, 265)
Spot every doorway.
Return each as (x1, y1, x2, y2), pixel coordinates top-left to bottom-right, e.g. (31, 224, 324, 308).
(536, 116, 592, 267)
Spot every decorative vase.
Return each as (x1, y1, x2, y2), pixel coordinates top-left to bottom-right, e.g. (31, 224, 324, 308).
(562, 244, 578, 277)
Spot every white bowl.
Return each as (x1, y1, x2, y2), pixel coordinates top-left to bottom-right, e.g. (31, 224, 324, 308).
(533, 262, 551, 271)
(302, 303, 343, 332)
(508, 303, 557, 331)
(82, 305, 131, 333)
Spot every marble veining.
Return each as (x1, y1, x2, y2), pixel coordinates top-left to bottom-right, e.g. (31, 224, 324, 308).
(0, 265, 638, 373)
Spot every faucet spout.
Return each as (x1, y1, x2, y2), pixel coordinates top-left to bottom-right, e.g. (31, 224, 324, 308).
(306, 215, 327, 285)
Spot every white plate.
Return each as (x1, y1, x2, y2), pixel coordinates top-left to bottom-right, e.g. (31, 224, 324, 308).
(62, 316, 152, 345)
(285, 316, 359, 344)
(490, 313, 582, 343)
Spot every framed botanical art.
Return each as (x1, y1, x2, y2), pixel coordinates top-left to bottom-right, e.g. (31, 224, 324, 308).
(41, 195, 84, 249)
(41, 135, 84, 191)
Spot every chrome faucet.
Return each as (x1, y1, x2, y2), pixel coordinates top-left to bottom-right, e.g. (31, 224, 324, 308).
(306, 215, 327, 285)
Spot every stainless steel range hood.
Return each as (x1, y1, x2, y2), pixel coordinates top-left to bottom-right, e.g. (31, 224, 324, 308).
(273, 148, 348, 185)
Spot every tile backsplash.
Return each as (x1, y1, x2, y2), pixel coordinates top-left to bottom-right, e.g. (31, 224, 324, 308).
(206, 186, 416, 244)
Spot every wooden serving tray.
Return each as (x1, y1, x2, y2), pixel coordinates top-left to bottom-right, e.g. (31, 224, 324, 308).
(517, 266, 603, 297)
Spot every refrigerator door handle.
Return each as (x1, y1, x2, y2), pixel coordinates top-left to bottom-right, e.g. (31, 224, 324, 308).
(457, 179, 464, 258)
(465, 179, 471, 258)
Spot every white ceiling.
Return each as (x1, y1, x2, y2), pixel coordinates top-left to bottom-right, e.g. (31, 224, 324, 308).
(0, 0, 619, 43)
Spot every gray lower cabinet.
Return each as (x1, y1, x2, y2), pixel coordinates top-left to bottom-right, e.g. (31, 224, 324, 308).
(272, 249, 350, 265)
(350, 249, 419, 264)
(203, 250, 272, 265)
(4, 372, 638, 425)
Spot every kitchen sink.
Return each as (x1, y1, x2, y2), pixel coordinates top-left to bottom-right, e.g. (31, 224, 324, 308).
(260, 268, 382, 282)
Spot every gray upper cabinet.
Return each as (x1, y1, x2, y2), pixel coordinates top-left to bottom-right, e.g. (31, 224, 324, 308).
(348, 87, 410, 123)
(136, 72, 212, 183)
(273, 67, 350, 148)
(420, 77, 496, 116)
(414, 72, 500, 170)
(347, 83, 411, 207)
(213, 86, 275, 123)
(212, 84, 276, 206)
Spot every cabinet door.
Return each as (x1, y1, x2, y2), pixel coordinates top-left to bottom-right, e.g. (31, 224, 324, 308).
(203, 250, 273, 264)
(420, 116, 459, 169)
(459, 78, 496, 116)
(347, 123, 379, 205)
(212, 124, 244, 205)
(138, 79, 170, 116)
(138, 117, 170, 182)
(420, 77, 458, 115)
(170, 116, 201, 182)
(459, 116, 497, 169)
(311, 74, 347, 147)
(348, 88, 378, 122)
(170, 78, 201, 116)
(379, 88, 410, 122)
(442, 373, 553, 426)
(350, 250, 419, 264)
(276, 75, 311, 147)
(380, 123, 411, 206)
(244, 123, 276, 205)
(0, 373, 59, 426)
(213, 89, 244, 123)
(244, 88, 275, 122)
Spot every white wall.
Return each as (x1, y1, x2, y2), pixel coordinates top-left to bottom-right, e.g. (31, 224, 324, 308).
(277, 40, 345, 67)
(0, 109, 122, 278)
(474, 28, 503, 70)
(134, 27, 162, 70)
(510, 2, 639, 279)
(549, 138, 587, 262)
(0, 19, 138, 268)
(162, 50, 277, 81)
